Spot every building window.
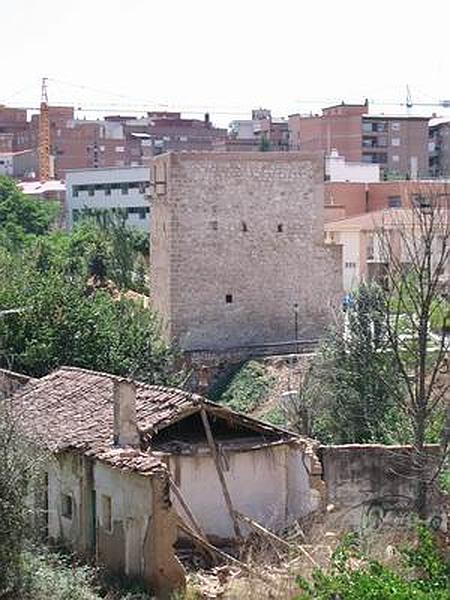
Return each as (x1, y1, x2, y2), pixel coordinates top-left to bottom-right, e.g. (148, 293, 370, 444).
(61, 493, 73, 519)
(139, 182, 146, 194)
(211, 220, 218, 230)
(105, 186, 111, 196)
(345, 262, 357, 269)
(391, 138, 400, 146)
(392, 155, 399, 163)
(72, 186, 79, 198)
(115, 146, 125, 153)
(225, 294, 233, 304)
(88, 186, 95, 197)
(241, 222, 248, 232)
(391, 122, 400, 131)
(277, 224, 283, 233)
(121, 184, 129, 195)
(101, 494, 112, 533)
(72, 209, 80, 223)
(388, 196, 402, 208)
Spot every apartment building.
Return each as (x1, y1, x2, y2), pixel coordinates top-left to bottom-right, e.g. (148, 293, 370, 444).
(325, 207, 449, 291)
(224, 109, 289, 152)
(27, 109, 226, 178)
(0, 149, 37, 178)
(324, 180, 450, 220)
(66, 166, 150, 231)
(289, 101, 430, 179)
(429, 117, 450, 178)
(0, 105, 32, 153)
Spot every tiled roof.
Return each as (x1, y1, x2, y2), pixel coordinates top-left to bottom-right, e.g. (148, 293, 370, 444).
(11, 366, 293, 475)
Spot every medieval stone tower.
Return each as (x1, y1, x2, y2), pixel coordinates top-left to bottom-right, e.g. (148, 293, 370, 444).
(150, 151, 342, 351)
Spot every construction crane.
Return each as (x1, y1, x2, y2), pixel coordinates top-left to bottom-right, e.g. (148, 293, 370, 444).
(38, 77, 51, 182)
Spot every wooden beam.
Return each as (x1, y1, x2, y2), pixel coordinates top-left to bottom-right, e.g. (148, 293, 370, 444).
(234, 510, 319, 568)
(234, 511, 291, 550)
(169, 478, 208, 541)
(200, 408, 242, 539)
(177, 518, 273, 585)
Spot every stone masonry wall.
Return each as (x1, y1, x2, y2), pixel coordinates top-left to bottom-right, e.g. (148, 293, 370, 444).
(319, 444, 447, 532)
(150, 151, 342, 351)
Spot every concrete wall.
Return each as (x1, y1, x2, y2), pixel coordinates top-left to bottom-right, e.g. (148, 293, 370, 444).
(66, 166, 150, 230)
(150, 151, 342, 351)
(319, 444, 447, 531)
(168, 442, 320, 540)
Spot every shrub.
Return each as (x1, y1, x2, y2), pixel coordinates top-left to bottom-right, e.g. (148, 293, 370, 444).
(295, 526, 450, 600)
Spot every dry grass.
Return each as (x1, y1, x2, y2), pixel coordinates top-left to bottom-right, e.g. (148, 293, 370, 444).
(179, 518, 446, 599)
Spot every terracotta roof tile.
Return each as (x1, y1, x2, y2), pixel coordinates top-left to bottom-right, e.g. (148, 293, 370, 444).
(12, 366, 295, 475)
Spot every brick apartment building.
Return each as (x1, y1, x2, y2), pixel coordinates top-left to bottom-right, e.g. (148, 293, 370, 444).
(324, 180, 450, 221)
(429, 117, 450, 178)
(150, 151, 342, 352)
(0, 103, 227, 180)
(289, 101, 430, 179)
(219, 109, 289, 152)
(0, 105, 32, 152)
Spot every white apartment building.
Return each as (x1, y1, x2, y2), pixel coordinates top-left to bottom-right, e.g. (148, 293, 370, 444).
(65, 166, 150, 231)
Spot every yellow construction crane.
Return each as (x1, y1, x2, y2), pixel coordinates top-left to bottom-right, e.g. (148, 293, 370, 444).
(38, 77, 50, 182)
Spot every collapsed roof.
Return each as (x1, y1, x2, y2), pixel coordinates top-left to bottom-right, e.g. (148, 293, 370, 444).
(10, 366, 299, 476)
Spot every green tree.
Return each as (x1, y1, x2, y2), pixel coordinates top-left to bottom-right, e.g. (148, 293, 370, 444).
(0, 250, 179, 385)
(0, 175, 58, 245)
(378, 190, 449, 516)
(285, 282, 404, 443)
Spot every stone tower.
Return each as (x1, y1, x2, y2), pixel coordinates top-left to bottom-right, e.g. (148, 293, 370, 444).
(150, 151, 342, 351)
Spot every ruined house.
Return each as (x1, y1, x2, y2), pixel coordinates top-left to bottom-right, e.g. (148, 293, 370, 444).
(10, 366, 323, 593)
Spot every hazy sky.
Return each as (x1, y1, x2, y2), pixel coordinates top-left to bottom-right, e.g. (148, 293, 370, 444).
(2, 0, 450, 126)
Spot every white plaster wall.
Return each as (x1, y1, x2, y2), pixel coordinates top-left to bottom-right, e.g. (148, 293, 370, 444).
(340, 231, 361, 291)
(170, 444, 312, 539)
(0, 155, 13, 176)
(326, 155, 380, 183)
(93, 463, 153, 577)
(47, 454, 83, 545)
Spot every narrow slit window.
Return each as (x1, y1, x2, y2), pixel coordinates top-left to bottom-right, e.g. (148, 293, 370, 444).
(242, 222, 248, 232)
(225, 294, 233, 304)
(211, 220, 218, 230)
(277, 224, 283, 233)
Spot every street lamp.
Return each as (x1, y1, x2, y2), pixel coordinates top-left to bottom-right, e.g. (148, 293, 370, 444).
(293, 303, 299, 353)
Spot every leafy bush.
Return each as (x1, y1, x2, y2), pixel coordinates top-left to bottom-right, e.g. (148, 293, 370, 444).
(218, 361, 275, 413)
(296, 526, 450, 600)
(14, 547, 154, 600)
